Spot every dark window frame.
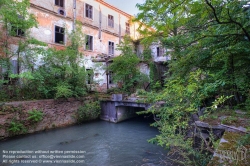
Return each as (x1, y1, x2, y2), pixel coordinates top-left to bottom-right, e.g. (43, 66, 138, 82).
(86, 69, 94, 84)
(10, 15, 25, 37)
(11, 26, 25, 37)
(108, 15, 114, 28)
(85, 35, 93, 51)
(109, 71, 113, 84)
(157, 47, 164, 57)
(55, 25, 65, 44)
(108, 41, 114, 55)
(85, 3, 93, 19)
(55, 0, 64, 7)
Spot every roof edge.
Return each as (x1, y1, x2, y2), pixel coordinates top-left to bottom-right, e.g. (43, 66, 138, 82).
(95, 0, 133, 18)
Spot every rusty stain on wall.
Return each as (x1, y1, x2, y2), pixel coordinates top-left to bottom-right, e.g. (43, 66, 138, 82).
(1, 0, 168, 92)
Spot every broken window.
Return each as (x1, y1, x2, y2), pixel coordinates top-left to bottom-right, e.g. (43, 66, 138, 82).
(135, 44, 141, 57)
(85, 35, 93, 50)
(11, 26, 25, 37)
(86, 69, 93, 84)
(55, 0, 64, 7)
(108, 41, 114, 55)
(9, 15, 25, 37)
(108, 15, 114, 28)
(85, 3, 93, 19)
(55, 26, 65, 44)
(125, 22, 130, 34)
(157, 47, 163, 57)
(109, 71, 113, 84)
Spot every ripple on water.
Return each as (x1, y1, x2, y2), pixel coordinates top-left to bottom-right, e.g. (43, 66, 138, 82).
(0, 117, 168, 166)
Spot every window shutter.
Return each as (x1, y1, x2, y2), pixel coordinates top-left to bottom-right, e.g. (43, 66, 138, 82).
(119, 24, 121, 43)
(90, 36, 93, 50)
(112, 42, 114, 55)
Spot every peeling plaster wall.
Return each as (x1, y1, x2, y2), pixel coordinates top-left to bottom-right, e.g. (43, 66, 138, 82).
(30, 7, 73, 45)
(28, 0, 132, 91)
(83, 56, 106, 85)
(138, 63, 150, 76)
(1, 0, 163, 92)
(30, 0, 74, 18)
(150, 43, 172, 62)
(81, 27, 119, 57)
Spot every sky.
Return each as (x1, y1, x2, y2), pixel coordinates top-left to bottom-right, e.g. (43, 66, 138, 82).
(104, 0, 145, 16)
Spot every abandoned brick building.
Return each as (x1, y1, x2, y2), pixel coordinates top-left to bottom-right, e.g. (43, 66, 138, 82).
(1, 0, 169, 91)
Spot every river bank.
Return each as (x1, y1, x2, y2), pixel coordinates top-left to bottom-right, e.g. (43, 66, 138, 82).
(0, 98, 98, 139)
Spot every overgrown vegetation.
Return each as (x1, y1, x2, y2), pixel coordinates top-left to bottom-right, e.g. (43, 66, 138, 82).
(135, 0, 250, 165)
(108, 36, 149, 94)
(75, 101, 101, 123)
(0, 0, 89, 101)
(8, 120, 27, 135)
(27, 109, 44, 123)
(3, 105, 44, 136)
(1, 0, 249, 164)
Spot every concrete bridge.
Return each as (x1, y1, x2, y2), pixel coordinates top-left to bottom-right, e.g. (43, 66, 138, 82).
(100, 95, 151, 123)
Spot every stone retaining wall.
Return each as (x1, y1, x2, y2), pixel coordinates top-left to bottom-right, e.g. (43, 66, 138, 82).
(0, 98, 90, 139)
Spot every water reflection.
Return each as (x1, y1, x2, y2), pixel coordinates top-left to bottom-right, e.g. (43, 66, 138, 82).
(0, 116, 168, 166)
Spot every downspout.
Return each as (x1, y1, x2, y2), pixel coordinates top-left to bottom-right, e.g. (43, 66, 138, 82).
(73, 0, 76, 30)
(99, 5, 102, 39)
(119, 14, 121, 44)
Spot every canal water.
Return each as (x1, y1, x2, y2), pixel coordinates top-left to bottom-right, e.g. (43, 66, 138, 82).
(0, 116, 168, 166)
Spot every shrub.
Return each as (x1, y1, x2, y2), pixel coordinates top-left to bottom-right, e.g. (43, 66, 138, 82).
(8, 121, 27, 135)
(27, 109, 44, 122)
(108, 36, 149, 94)
(75, 101, 100, 123)
(55, 83, 73, 99)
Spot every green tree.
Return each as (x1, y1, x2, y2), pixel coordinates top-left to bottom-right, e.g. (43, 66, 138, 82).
(136, 0, 250, 165)
(136, 0, 250, 104)
(108, 36, 149, 93)
(0, 0, 37, 72)
(0, 0, 47, 101)
(0, 1, 88, 100)
(31, 23, 88, 99)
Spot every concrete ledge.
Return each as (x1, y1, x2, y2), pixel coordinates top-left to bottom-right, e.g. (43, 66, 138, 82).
(100, 100, 149, 123)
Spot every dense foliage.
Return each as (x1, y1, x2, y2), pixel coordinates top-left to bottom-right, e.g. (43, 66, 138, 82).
(0, 0, 38, 72)
(108, 36, 149, 93)
(0, 0, 89, 101)
(25, 23, 88, 99)
(135, 0, 250, 165)
(0, 0, 41, 100)
(75, 101, 101, 123)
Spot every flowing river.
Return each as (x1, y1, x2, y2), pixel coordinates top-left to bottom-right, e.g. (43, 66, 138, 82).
(0, 116, 168, 166)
